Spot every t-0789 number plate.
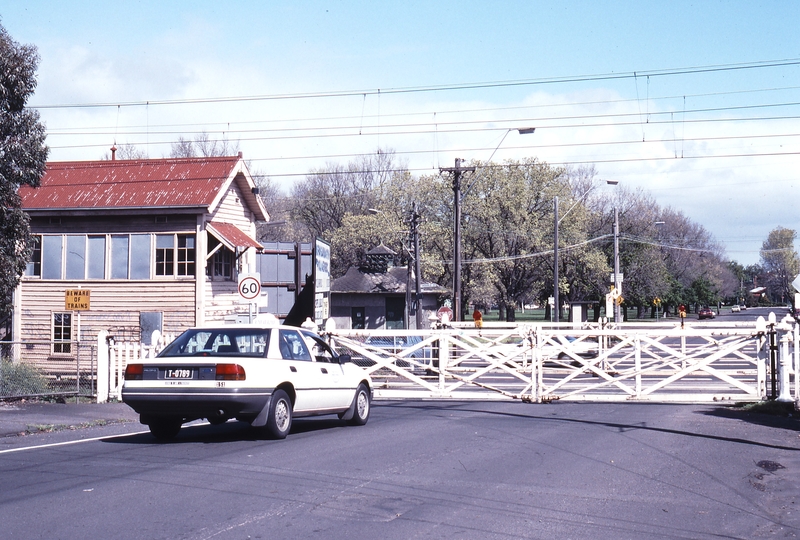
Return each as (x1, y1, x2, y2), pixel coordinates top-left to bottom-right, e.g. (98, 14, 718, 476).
(165, 368, 193, 379)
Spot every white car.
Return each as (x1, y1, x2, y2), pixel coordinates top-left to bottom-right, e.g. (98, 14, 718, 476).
(731, 305, 740, 313)
(122, 325, 372, 440)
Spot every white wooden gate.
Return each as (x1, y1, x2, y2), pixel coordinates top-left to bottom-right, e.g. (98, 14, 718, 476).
(96, 330, 173, 402)
(328, 314, 799, 404)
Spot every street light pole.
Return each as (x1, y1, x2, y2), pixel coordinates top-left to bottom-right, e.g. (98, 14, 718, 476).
(604, 180, 621, 323)
(411, 203, 423, 329)
(553, 183, 601, 324)
(553, 196, 559, 323)
(613, 206, 621, 323)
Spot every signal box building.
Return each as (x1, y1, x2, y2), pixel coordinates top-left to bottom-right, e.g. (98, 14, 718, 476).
(15, 153, 268, 350)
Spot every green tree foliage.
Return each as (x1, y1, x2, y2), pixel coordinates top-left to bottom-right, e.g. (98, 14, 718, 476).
(760, 226, 800, 304)
(553, 166, 612, 310)
(0, 23, 48, 317)
(458, 159, 566, 317)
(262, 146, 735, 321)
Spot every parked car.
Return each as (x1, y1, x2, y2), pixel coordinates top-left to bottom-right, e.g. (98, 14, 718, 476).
(122, 325, 372, 440)
(556, 335, 599, 359)
(731, 305, 740, 313)
(698, 307, 715, 319)
(540, 335, 599, 367)
(362, 334, 434, 372)
(739, 304, 747, 311)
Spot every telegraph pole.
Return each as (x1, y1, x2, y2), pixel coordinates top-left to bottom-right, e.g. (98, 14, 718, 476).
(553, 196, 559, 323)
(613, 207, 621, 323)
(411, 203, 423, 329)
(440, 158, 475, 322)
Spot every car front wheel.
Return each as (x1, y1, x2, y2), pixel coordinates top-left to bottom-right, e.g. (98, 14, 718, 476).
(347, 384, 370, 426)
(266, 389, 292, 439)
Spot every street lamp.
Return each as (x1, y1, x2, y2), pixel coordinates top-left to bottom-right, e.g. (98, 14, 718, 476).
(606, 180, 621, 323)
(553, 183, 602, 323)
(440, 127, 536, 321)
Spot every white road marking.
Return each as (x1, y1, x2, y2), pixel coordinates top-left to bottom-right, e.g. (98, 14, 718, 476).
(0, 429, 150, 455)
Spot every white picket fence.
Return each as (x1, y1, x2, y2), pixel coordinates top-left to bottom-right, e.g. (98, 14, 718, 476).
(96, 329, 174, 403)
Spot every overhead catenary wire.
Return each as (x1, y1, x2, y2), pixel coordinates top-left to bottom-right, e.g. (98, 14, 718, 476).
(29, 57, 800, 110)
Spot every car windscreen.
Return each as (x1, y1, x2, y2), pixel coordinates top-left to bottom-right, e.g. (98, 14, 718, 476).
(158, 329, 270, 357)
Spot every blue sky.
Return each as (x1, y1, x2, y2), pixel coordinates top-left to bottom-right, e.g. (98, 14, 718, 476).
(3, 1, 799, 265)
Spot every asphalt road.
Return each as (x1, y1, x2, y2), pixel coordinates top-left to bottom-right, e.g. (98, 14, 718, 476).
(0, 400, 798, 539)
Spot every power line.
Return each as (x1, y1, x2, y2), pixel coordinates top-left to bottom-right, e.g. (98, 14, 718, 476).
(41, 83, 800, 136)
(30, 58, 800, 110)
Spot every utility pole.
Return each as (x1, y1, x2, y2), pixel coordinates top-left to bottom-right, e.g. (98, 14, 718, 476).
(553, 196, 559, 323)
(404, 239, 412, 330)
(613, 207, 621, 323)
(440, 158, 475, 322)
(411, 203, 423, 329)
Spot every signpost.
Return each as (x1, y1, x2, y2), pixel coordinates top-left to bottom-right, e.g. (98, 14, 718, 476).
(65, 289, 90, 342)
(238, 274, 262, 323)
(315, 238, 331, 323)
(238, 274, 261, 300)
(437, 306, 453, 323)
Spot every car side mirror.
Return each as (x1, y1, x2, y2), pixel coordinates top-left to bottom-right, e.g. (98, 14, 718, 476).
(337, 354, 352, 365)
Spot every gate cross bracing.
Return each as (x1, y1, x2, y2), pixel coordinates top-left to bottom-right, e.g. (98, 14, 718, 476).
(327, 315, 799, 404)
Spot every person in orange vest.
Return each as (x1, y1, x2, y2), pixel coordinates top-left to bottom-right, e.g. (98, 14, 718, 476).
(472, 309, 483, 329)
(679, 304, 687, 328)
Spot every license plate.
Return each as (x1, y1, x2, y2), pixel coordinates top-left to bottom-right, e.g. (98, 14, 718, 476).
(165, 368, 193, 379)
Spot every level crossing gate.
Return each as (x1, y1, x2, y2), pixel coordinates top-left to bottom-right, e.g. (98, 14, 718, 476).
(327, 314, 799, 404)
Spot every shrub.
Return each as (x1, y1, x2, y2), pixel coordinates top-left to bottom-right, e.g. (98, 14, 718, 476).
(0, 359, 49, 397)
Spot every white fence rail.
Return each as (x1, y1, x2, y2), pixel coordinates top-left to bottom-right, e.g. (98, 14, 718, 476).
(93, 314, 799, 405)
(328, 314, 799, 404)
(96, 330, 174, 403)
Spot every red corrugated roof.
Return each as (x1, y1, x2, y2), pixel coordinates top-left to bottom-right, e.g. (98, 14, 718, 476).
(20, 156, 243, 210)
(207, 221, 263, 250)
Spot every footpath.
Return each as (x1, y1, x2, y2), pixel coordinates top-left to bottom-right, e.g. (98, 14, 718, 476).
(0, 400, 139, 438)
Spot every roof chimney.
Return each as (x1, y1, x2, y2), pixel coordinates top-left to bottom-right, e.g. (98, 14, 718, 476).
(110, 144, 117, 161)
(238, 151, 242, 158)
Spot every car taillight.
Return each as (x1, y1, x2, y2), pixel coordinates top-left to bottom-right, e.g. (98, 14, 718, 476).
(125, 364, 144, 380)
(215, 363, 246, 381)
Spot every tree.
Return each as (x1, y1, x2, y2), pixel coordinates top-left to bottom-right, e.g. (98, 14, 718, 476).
(0, 23, 49, 318)
(585, 184, 668, 318)
(101, 142, 147, 160)
(760, 226, 800, 304)
(289, 149, 402, 240)
(254, 174, 312, 243)
(444, 158, 578, 319)
(169, 132, 240, 158)
(553, 166, 612, 317)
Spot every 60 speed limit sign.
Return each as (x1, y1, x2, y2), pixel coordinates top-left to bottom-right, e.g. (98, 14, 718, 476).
(238, 275, 261, 300)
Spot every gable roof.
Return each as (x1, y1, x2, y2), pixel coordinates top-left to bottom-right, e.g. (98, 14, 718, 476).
(331, 266, 448, 296)
(20, 155, 268, 220)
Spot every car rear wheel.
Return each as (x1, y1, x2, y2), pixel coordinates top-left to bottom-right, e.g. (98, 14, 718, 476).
(266, 389, 292, 439)
(347, 384, 370, 426)
(148, 418, 182, 441)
